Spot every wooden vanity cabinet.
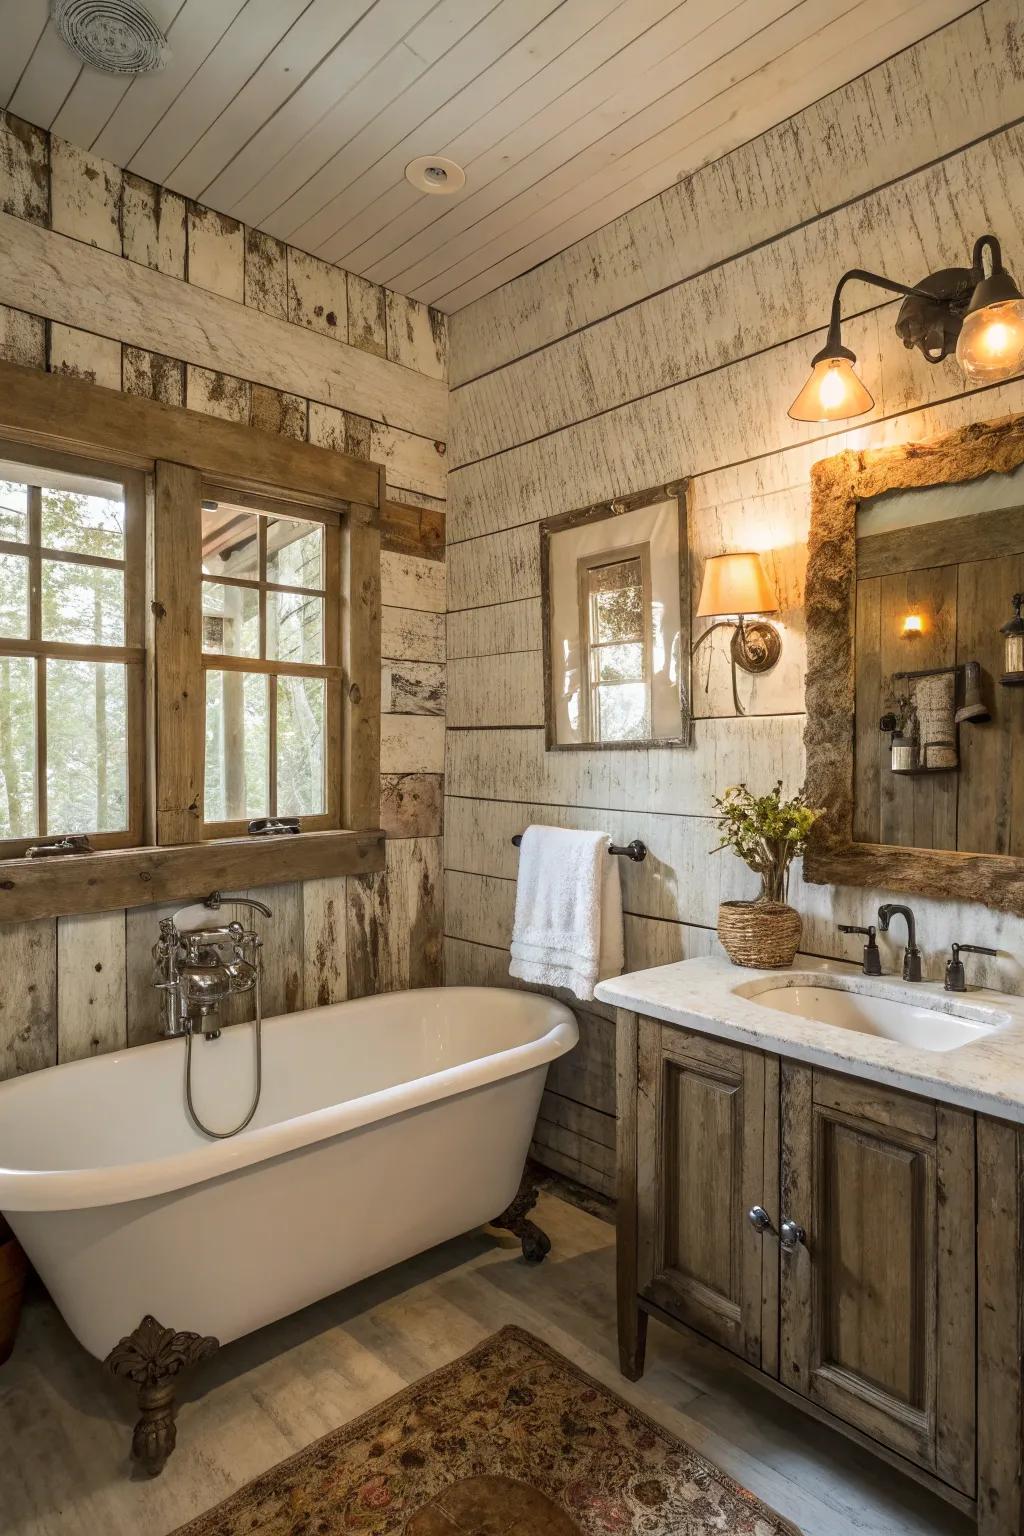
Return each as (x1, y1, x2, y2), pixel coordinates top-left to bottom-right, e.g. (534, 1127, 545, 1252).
(618, 1009, 1022, 1530)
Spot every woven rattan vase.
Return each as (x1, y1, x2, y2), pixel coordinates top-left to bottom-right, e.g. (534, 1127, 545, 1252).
(718, 900, 802, 969)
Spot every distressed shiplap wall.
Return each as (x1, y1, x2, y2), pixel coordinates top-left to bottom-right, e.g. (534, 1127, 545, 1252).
(445, 0, 1024, 1196)
(0, 113, 447, 1078)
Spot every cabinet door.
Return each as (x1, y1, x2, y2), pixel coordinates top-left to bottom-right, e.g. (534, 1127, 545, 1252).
(636, 1020, 777, 1369)
(780, 1065, 975, 1496)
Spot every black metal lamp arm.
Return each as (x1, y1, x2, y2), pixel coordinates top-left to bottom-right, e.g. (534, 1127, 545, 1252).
(817, 267, 936, 363)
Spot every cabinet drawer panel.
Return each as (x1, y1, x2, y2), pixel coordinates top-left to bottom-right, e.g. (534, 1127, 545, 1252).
(813, 1070, 936, 1140)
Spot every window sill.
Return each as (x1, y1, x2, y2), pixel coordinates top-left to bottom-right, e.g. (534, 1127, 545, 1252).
(0, 828, 386, 924)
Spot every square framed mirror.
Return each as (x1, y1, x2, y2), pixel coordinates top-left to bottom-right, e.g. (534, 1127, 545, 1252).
(540, 481, 692, 750)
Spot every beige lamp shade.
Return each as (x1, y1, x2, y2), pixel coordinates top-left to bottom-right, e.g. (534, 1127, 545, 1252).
(696, 552, 778, 618)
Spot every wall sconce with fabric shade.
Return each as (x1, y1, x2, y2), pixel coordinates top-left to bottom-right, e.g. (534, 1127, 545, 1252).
(693, 551, 781, 716)
(789, 234, 1024, 423)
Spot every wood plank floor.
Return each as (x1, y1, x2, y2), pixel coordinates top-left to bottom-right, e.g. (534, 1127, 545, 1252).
(0, 1191, 971, 1535)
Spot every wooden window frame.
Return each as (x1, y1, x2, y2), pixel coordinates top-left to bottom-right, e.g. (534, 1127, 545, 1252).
(199, 484, 342, 839)
(0, 360, 384, 923)
(0, 440, 146, 858)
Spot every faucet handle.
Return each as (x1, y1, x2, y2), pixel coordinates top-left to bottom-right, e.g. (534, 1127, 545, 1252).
(838, 923, 883, 976)
(945, 942, 997, 993)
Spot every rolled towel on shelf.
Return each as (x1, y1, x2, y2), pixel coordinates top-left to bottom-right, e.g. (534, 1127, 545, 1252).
(509, 826, 624, 1002)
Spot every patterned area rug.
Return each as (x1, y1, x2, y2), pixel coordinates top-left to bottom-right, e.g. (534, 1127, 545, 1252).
(171, 1325, 800, 1535)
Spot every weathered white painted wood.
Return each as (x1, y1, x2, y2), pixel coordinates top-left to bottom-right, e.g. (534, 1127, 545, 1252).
(122, 345, 186, 407)
(121, 173, 187, 278)
(447, 524, 538, 607)
(449, 0, 1024, 380)
(370, 420, 447, 502)
(446, 652, 543, 727)
(385, 292, 447, 380)
(382, 606, 445, 663)
(448, 307, 977, 542)
(0, 304, 45, 368)
(417, 0, 978, 311)
(307, 400, 346, 454)
(56, 911, 127, 1064)
(187, 204, 244, 303)
(446, 597, 540, 659)
(49, 138, 122, 255)
(381, 714, 446, 774)
(0, 917, 56, 1080)
(546, 1009, 616, 1116)
(302, 876, 348, 1008)
(450, 121, 1024, 466)
(445, 720, 805, 818)
(443, 796, 759, 925)
(245, 228, 288, 320)
(347, 271, 387, 358)
(286, 247, 348, 340)
(0, 213, 448, 440)
(186, 364, 251, 423)
(49, 324, 121, 389)
(381, 660, 445, 715)
(331, 0, 674, 274)
(347, 835, 443, 997)
(380, 550, 446, 612)
(0, 111, 48, 226)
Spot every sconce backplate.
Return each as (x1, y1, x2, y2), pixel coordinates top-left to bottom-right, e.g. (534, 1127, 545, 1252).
(895, 267, 975, 361)
(731, 620, 781, 674)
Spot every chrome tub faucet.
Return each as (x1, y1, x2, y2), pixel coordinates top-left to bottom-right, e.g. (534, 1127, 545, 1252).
(877, 903, 923, 982)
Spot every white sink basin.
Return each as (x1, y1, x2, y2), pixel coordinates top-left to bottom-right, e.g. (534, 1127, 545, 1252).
(734, 976, 1011, 1053)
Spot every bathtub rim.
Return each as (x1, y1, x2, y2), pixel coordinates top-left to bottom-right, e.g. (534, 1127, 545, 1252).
(0, 987, 578, 1214)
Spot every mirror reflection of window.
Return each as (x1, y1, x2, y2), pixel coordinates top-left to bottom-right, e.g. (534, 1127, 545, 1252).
(578, 547, 651, 742)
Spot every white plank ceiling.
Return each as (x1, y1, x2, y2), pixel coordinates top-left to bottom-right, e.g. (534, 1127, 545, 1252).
(1, 0, 978, 312)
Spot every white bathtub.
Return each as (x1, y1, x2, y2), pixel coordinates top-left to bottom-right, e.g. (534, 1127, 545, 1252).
(0, 986, 577, 1363)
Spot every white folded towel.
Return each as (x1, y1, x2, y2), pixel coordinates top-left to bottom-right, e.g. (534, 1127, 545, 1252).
(509, 825, 624, 1001)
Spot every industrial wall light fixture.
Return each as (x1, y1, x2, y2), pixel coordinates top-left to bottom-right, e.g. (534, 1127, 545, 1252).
(789, 234, 1024, 423)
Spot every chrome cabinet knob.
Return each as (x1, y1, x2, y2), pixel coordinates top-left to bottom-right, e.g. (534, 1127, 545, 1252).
(780, 1218, 806, 1251)
(747, 1205, 775, 1234)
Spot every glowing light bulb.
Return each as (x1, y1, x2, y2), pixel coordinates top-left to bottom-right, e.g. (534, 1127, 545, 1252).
(788, 355, 874, 423)
(902, 614, 924, 637)
(956, 298, 1024, 383)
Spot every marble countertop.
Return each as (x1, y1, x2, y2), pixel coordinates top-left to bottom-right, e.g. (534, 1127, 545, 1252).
(594, 954, 1024, 1123)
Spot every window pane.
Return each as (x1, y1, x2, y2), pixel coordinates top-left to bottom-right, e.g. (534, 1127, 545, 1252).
(596, 682, 648, 743)
(277, 676, 325, 817)
(0, 552, 29, 638)
(0, 481, 27, 543)
(0, 656, 37, 838)
(594, 581, 643, 645)
(202, 506, 259, 579)
(41, 486, 124, 559)
(202, 581, 259, 657)
(267, 518, 322, 589)
(204, 670, 268, 822)
(596, 641, 644, 683)
(42, 560, 125, 645)
(267, 588, 323, 664)
(46, 660, 128, 833)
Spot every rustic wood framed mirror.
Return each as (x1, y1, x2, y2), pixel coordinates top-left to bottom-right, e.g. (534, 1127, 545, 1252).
(540, 480, 692, 750)
(803, 411, 1024, 915)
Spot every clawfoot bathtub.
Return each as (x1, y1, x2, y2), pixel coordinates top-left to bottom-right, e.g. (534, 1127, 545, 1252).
(0, 986, 577, 1474)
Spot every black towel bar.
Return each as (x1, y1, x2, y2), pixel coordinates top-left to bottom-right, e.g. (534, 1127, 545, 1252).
(511, 833, 647, 862)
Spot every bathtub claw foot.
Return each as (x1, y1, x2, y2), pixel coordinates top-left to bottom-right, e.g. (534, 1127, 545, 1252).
(493, 1175, 551, 1265)
(104, 1314, 219, 1475)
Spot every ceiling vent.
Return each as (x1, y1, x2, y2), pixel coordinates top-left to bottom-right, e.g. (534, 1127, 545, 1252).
(51, 0, 171, 75)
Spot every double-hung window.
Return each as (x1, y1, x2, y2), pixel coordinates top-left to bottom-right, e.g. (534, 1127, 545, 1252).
(577, 544, 652, 743)
(200, 489, 341, 837)
(0, 448, 144, 857)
